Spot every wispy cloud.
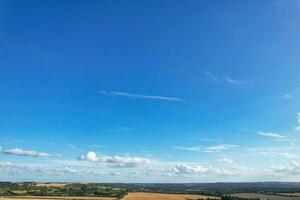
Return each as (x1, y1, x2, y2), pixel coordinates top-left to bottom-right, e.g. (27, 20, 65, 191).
(224, 76, 243, 86)
(87, 144, 105, 148)
(241, 128, 254, 132)
(3, 140, 22, 145)
(100, 91, 183, 102)
(281, 94, 292, 100)
(294, 113, 300, 131)
(196, 68, 246, 86)
(190, 138, 223, 142)
(257, 131, 285, 139)
(174, 144, 238, 153)
(2, 148, 52, 157)
(242, 128, 286, 139)
(67, 144, 85, 152)
(218, 156, 234, 164)
(106, 127, 133, 133)
(196, 68, 220, 82)
(245, 147, 298, 159)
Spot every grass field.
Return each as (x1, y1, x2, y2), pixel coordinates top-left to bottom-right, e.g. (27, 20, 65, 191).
(231, 193, 300, 200)
(1, 196, 116, 200)
(122, 192, 219, 200)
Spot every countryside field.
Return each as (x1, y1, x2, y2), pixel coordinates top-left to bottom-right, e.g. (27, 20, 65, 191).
(1, 197, 116, 200)
(122, 192, 220, 200)
(0, 193, 218, 200)
(35, 183, 68, 188)
(231, 193, 300, 200)
(278, 193, 300, 197)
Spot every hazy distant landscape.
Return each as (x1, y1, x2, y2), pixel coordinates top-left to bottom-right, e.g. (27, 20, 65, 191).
(2, 182, 300, 200)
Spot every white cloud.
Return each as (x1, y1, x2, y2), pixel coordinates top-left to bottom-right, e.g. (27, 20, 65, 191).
(257, 131, 285, 139)
(218, 156, 234, 164)
(171, 164, 233, 176)
(0, 162, 28, 170)
(265, 161, 300, 176)
(281, 94, 292, 100)
(78, 151, 151, 168)
(174, 144, 238, 153)
(0, 161, 105, 177)
(294, 113, 300, 131)
(100, 91, 183, 102)
(172, 164, 211, 175)
(2, 148, 52, 157)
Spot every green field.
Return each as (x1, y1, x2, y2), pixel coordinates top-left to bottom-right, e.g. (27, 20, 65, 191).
(0, 183, 126, 199)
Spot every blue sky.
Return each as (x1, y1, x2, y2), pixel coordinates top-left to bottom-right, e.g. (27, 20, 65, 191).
(1, 0, 300, 182)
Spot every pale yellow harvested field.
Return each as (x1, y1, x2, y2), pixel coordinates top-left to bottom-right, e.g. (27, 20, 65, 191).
(122, 192, 220, 200)
(2, 197, 115, 200)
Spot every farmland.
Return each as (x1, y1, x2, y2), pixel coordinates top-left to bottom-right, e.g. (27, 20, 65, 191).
(231, 193, 300, 200)
(0, 183, 126, 199)
(34, 183, 68, 188)
(1, 197, 115, 200)
(3, 182, 300, 200)
(278, 193, 300, 197)
(122, 192, 219, 200)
